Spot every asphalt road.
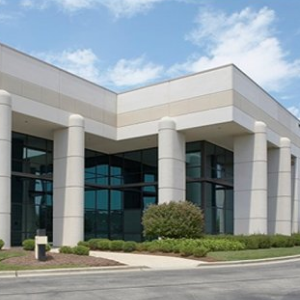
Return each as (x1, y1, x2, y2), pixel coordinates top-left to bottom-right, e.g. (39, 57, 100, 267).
(0, 260, 299, 300)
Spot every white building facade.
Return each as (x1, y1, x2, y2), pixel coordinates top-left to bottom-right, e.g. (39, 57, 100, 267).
(0, 43, 299, 248)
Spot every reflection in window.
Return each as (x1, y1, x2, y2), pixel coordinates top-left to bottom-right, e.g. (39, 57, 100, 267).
(186, 141, 233, 235)
(84, 148, 158, 241)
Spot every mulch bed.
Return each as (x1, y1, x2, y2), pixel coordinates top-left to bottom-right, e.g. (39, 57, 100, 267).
(1, 250, 124, 268)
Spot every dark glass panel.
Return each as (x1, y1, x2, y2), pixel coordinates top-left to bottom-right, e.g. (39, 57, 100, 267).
(124, 190, 141, 209)
(110, 211, 123, 234)
(85, 190, 96, 209)
(27, 135, 47, 150)
(124, 210, 142, 234)
(95, 211, 109, 233)
(96, 190, 109, 210)
(84, 147, 158, 241)
(186, 182, 201, 207)
(111, 190, 122, 210)
(11, 175, 53, 246)
(186, 166, 201, 179)
(110, 166, 123, 185)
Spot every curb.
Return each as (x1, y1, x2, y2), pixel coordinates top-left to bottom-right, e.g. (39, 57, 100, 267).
(0, 265, 149, 278)
(198, 254, 300, 267)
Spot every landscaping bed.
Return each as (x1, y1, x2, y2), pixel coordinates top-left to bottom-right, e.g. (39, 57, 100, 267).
(0, 249, 123, 270)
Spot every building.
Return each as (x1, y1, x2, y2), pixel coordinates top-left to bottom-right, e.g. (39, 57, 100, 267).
(0, 43, 299, 248)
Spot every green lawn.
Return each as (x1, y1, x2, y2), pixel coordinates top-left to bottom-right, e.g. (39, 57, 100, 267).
(0, 250, 25, 261)
(0, 263, 90, 271)
(207, 246, 300, 261)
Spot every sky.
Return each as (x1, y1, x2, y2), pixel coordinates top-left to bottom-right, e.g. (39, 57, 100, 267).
(0, 0, 299, 116)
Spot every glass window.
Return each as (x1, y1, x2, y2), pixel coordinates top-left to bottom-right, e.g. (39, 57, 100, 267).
(111, 190, 122, 210)
(84, 147, 158, 241)
(96, 190, 109, 210)
(124, 190, 141, 209)
(187, 182, 201, 207)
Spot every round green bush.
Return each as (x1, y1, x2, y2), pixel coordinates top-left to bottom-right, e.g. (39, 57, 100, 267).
(77, 241, 90, 248)
(193, 246, 209, 257)
(59, 246, 74, 254)
(0, 239, 4, 250)
(22, 239, 35, 251)
(97, 239, 111, 251)
(73, 245, 90, 256)
(88, 239, 102, 250)
(110, 240, 125, 251)
(122, 241, 137, 252)
(142, 201, 204, 239)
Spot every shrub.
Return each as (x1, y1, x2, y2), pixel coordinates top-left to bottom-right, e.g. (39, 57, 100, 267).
(59, 246, 73, 254)
(110, 240, 124, 251)
(88, 239, 102, 250)
(122, 241, 137, 252)
(292, 233, 300, 246)
(196, 239, 245, 252)
(135, 242, 152, 252)
(147, 242, 162, 253)
(97, 239, 111, 251)
(0, 239, 4, 250)
(73, 245, 90, 256)
(77, 241, 90, 248)
(179, 244, 194, 257)
(142, 201, 204, 239)
(156, 241, 175, 253)
(271, 235, 294, 248)
(238, 235, 271, 249)
(22, 239, 35, 251)
(193, 246, 209, 257)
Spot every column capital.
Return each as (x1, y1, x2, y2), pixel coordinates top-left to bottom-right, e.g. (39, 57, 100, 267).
(68, 114, 84, 127)
(158, 116, 176, 130)
(254, 121, 267, 133)
(280, 137, 291, 148)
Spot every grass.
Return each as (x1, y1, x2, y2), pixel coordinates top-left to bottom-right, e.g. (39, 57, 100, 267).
(0, 250, 25, 261)
(0, 264, 92, 271)
(207, 246, 300, 261)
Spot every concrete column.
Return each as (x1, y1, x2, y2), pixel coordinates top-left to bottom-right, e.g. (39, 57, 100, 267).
(53, 114, 85, 246)
(0, 90, 12, 249)
(291, 156, 300, 233)
(158, 117, 185, 203)
(234, 121, 267, 234)
(268, 138, 291, 235)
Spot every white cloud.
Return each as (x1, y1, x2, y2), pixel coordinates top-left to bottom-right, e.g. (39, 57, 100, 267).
(288, 106, 300, 119)
(54, 0, 98, 11)
(19, 0, 165, 17)
(0, 0, 6, 5)
(107, 56, 163, 86)
(20, 0, 49, 9)
(0, 12, 17, 23)
(35, 49, 102, 84)
(169, 7, 300, 93)
(99, 0, 165, 18)
(34, 49, 163, 88)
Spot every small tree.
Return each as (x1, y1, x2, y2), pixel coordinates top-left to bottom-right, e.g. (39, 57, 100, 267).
(142, 201, 204, 239)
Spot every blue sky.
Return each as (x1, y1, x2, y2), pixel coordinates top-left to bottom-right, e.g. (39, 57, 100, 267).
(0, 0, 299, 116)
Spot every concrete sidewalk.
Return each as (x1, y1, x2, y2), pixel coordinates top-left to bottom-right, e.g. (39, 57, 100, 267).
(90, 251, 203, 270)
